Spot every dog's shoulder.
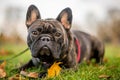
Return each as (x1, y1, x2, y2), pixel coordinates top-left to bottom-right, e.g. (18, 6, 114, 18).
(72, 30, 92, 41)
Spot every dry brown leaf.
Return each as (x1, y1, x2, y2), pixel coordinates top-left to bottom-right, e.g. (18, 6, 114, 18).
(99, 74, 111, 79)
(20, 71, 28, 76)
(0, 68, 6, 78)
(20, 71, 38, 78)
(47, 62, 62, 78)
(27, 72, 38, 78)
(0, 61, 6, 78)
(9, 74, 26, 80)
(0, 61, 6, 69)
(103, 58, 108, 63)
(0, 48, 9, 56)
(0, 48, 13, 56)
(9, 74, 20, 80)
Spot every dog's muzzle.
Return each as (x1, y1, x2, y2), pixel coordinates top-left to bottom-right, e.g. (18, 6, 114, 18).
(39, 35, 52, 56)
(39, 46, 51, 56)
(39, 45, 54, 62)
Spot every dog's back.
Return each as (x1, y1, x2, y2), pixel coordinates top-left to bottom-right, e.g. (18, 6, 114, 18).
(72, 30, 104, 63)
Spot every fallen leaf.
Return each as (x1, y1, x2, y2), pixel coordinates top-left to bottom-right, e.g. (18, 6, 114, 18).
(9, 74, 26, 80)
(103, 58, 108, 63)
(27, 72, 38, 78)
(0, 61, 6, 78)
(47, 62, 62, 78)
(9, 74, 20, 80)
(0, 61, 6, 69)
(0, 69, 6, 78)
(99, 74, 111, 79)
(20, 71, 28, 76)
(20, 71, 38, 78)
(0, 48, 10, 56)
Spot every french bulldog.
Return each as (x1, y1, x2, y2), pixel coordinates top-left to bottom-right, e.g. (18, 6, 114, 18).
(19, 5, 104, 78)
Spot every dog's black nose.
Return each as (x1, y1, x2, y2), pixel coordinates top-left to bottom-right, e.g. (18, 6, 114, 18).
(40, 36, 51, 42)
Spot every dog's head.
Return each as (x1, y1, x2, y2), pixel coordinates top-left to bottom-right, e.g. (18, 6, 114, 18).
(26, 5, 72, 63)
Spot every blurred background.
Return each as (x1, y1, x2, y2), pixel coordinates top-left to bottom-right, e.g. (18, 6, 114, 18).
(0, 0, 120, 56)
(0, 1, 120, 79)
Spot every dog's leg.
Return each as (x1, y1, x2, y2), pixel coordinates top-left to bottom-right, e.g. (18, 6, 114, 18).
(19, 59, 35, 71)
(97, 49, 104, 65)
(96, 55, 104, 65)
(95, 45, 104, 65)
(11, 59, 35, 73)
(91, 37, 104, 64)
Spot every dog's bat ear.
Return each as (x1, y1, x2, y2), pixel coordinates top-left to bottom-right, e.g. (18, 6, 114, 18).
(26, 5, 41, 28)
(56, 7, 72, 31)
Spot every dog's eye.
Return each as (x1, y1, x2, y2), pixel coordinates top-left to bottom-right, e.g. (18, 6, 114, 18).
(32, 31, 38, 35)
(37, 27, 43, 33)
(55, 32, 61, 37)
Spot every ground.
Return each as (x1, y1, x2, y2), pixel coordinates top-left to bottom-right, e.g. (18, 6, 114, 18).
(0, 43, 120, 80)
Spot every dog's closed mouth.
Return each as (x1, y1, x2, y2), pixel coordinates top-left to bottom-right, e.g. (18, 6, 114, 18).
(40, 46, 51, 56)
(39, 46, 54, 63)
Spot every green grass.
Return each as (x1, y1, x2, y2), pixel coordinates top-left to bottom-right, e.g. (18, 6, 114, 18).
(0, 43, 120, 80)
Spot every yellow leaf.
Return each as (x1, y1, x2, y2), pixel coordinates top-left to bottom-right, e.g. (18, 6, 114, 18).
(47, 62, 62, 78)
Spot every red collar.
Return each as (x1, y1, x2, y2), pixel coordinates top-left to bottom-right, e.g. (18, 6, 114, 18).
(75, 38, 81, 63)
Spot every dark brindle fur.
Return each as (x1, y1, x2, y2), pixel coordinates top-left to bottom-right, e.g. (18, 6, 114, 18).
(19, 5, 104, 78)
